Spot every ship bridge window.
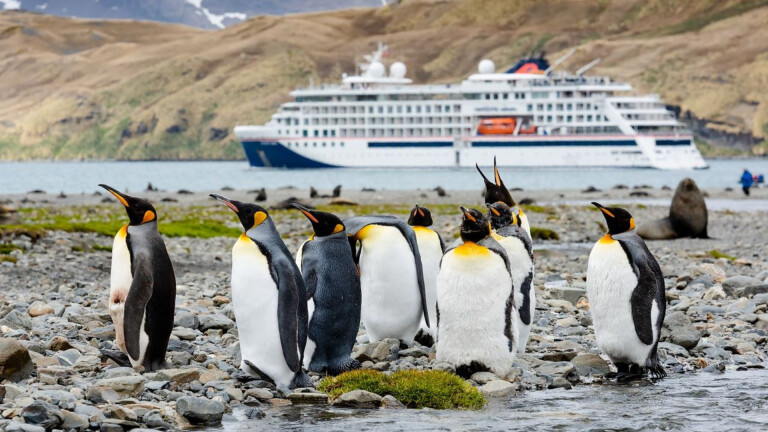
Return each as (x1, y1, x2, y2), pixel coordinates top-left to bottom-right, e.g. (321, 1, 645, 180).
(445, 105, 451, 113)
(357, 95, 378, 102)
(387, 106, 393, 114)
(406, 106, 412, 113)
(547, 104, 553, 111)
(303, 130, 308, 137)
(425, 106, 431, 113)
(527, 104, 533, 111)
(314, 130, 319, 137)
(503, 94, 508, 100)
(556, 104, 563, 110)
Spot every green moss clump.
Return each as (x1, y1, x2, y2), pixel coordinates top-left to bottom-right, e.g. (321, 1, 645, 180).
(530, 226, 560, 240)
(0, 226, 47, 240)
(317, 369, 485, 410)
(707, 249, 736, 261)
(522, 204, 554, 214)
(70, 245, 85, 252)
(92, 244, 112, 252)
(0, 256, 18, 264)
(0, 243, 24, 255)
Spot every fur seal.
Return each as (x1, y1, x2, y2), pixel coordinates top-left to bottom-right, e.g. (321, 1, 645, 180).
(637, 178, 708, 240)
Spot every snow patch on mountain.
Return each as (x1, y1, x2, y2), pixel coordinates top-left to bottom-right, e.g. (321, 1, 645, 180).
(184, 0, 246, 29)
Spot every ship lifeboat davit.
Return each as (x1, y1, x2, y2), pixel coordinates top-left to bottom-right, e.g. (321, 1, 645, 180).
(477, 118, 538, 135)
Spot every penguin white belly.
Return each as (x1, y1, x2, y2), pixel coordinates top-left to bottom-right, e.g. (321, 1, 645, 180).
(436, 245, 516, 377)
(414, 227, 442, 338)
(232, 236, 295, 387)
(109, 226, 132, 357)
(587, 238, 652, 365)
(520, 213, 531, 240)
(294, 240, 317, 369)
(494, 234, 535, 353)
(358, 225, 421, 344)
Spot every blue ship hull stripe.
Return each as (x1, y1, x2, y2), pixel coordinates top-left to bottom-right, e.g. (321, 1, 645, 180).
(471, 140, 637, 147)
(241, 140, 338, 168)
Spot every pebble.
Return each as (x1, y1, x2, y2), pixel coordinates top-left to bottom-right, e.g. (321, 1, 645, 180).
(480, 380, 516, 397)
(332, 390, 383, 408)
(0, 338, 35, 382)
(175, 396, 227, 424)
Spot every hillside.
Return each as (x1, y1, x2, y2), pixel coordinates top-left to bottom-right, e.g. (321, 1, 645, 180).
(1, 0, 767, 161)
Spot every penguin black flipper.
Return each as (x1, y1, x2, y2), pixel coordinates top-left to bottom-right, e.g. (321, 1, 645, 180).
(124, 251, 154, 361)
(437, 231, 446, 253)
(618, 236, 665, 346)
(299, 241, 319, 300)
(344, 216, 430, 328)
(273, 257, 303, 373)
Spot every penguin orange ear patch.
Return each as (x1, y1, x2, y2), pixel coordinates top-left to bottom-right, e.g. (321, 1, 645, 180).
(252, 211, 267, 228)
(141, 210, 155, 224)
(332, 224, 344, 234)
(630, 218, 636, 230)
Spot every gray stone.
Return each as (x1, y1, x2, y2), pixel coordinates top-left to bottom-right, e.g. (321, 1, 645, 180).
(332, 390, 383, 409)
(570, 354, 611, 375)
(4, 422, 46, 432)
(102, 367, 138, 379)
(22, 400, 64, 430)
(662, 311, 700, 349)
(549, 286, 587, 305)
(548, 377, 573, 389)
(658, 342, 689, 357)
(55, 348, 81, 366)
(722, 276, 763, 297)
(155, 367, 201, 384)
(244, 388, 273, 401)
(353, 338, 399, 362)
(74, 403, 105, 420)
(143, 410, 172, 429)
(533, 361, 576, 379)
(175, 396, 227, 424)
(753, 293, 768, 305)
(480, 380, 516, 397)
(199, 314, 234, 331)
(380, 394, 406, 409)
(93, 375, 147, 397)
(0, 338, 35, 382)
(398, 346, 428, 358)
(46, 336, 73, 351)
(0, 309, 33, 330)
(60, 410, 89, 429)
(287, 392, 330, 405)
(469, 371, 499, 384)
(73, 355, 101, 372)
(174, 312, 199, 329)
(173, 327, 199, 341)
(744, 284, 768, 296)
(726, 298, 757, 316)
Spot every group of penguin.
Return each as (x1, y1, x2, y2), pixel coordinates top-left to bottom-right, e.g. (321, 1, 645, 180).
(97, 158, 667, 391)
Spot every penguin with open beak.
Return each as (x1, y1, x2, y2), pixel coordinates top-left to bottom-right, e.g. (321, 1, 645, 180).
(99, 184, 176, 372)
(476, 157, 531, 238)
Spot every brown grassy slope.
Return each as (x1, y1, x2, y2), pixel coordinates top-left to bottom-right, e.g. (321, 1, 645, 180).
(0, 0, 766, 160)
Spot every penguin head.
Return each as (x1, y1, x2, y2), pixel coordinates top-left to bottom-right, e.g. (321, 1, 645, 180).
(210, 194, 269, 231)
(592, 202, 636, 235)
(459, 206, 491, 243)
(476, 157, 517, 207)
(407, 204, 433, 227)
(99, 184, 157, 226)
(486, 202, 517, 230)
(292, 203, 344, 237)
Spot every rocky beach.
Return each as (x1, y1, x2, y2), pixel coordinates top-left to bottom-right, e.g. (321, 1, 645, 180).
(1, 184, 767, 431)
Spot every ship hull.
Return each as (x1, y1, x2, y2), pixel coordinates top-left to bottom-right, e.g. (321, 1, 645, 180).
(238, 134, 707, 170)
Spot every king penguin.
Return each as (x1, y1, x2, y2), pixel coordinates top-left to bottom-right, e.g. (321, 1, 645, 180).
(344, 215, 429, 345)
(487, 201, 535, 353)
(407, 204, 445, 346)
(100, 184, 176, 372)
(587, 202, 666, 380)
(211, 194, 313, 389)
(436, 207, 518, 378)
(292, 204, 362, 375)
(476, 157, 531, 238)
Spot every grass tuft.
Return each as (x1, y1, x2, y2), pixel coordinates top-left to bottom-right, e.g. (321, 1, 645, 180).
(0, 243, 24, 255)
(707, 249, 736, 261)
(530, 227, 560, 241)
(318, 369, 485, 410)
(0, 255, 18, 264)
(92, 244, 113, 252)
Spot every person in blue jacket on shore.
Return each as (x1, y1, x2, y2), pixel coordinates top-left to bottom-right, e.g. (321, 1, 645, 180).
(740, 169, 753, 196)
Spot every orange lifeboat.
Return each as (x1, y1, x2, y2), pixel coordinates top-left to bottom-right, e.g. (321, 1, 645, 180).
(478, 118, 516, 135)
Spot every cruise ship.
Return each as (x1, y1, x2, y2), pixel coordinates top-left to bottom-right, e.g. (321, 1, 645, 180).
(234, 44, 707, 169)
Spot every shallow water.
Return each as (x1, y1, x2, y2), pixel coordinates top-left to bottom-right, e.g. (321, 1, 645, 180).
(1, 159, 767, 194)
(216, 369, 768, 432)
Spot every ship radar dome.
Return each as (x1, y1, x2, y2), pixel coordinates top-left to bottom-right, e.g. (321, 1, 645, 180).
(478, 59, 495, 74)
(367, 61, 385, 78)
(390, 62, 407, 79)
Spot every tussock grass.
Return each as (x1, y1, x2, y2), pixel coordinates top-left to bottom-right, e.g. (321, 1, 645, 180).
(531, 227, 560, 241)
(707, 249, 736, 261)
(318, 369, 485, 410)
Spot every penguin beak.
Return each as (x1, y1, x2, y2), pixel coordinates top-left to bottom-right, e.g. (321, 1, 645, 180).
(592, 202, 615, 218)
(210, 194, 239, 213)
(291, 203, 319, 223)
(99, 184, 130, 207)
(493, 156, 502, 186)
(485, 203, 501, 217)
(460, 206, 476, 222)
(414, 204, 425, 218)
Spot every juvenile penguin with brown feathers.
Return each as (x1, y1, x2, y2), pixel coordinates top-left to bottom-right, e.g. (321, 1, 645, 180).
(476, 157, 531, 238)
(100, 184, 176, 371)
(436, 207, 518, 378)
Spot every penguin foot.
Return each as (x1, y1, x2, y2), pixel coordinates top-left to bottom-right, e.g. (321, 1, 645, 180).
(648, 364, 667, 380)
(615, 372, 644, 382)
(290, 371, 315, 389)
(456, 361, 489, 379)
(325, 357, 362, 376)
(413, 330, 435, 348)
(100, 349, 131, 367)
(242, 360, 276, 385)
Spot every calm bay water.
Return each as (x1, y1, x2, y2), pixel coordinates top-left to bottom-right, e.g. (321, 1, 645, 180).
(1, 159, 767, 194)
(216, 369, 768, 432)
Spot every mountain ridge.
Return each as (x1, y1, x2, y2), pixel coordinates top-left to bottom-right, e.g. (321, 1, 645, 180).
(1, 0, 767, 161)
